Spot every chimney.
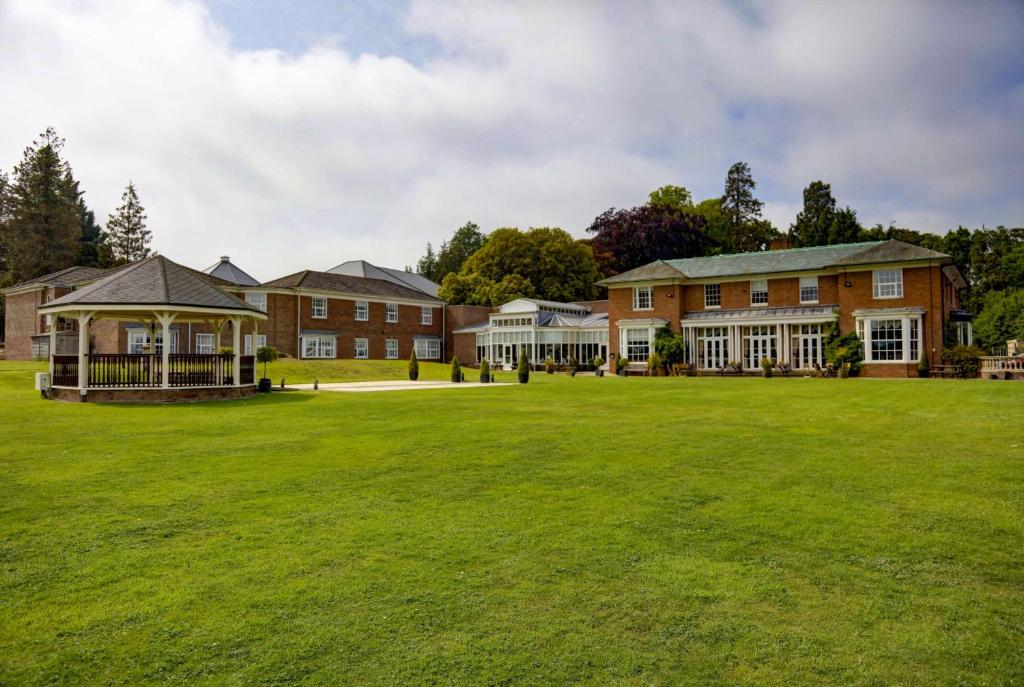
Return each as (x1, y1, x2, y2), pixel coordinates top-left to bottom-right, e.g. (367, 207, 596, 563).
(220, 256, 230, 262)
(770, 237, 793, 251)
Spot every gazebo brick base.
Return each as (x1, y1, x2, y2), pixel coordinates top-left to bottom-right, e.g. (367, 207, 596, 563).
(49, 386, 258, 404)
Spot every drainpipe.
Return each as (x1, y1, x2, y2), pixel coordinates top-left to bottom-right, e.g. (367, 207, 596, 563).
(296, 289, 301, 359)
(442, 303, 446, 362)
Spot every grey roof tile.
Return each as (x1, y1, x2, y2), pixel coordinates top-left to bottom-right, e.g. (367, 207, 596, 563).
(262, 269, 443, 303)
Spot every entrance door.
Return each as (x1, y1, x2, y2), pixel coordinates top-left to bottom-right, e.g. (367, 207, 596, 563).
(745, 326, 777, 369)
(696, 329, 729, 368)
(794, 325, 823, 369)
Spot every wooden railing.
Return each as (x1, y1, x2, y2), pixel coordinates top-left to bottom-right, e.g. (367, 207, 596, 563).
(49, 354, 257, 388)
(52, 355, 79, 386)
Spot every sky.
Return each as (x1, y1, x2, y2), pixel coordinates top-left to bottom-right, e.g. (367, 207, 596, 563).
(1, 0, 1022, 281)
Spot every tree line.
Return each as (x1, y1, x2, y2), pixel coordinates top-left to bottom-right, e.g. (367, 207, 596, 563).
(417, 162, 1023, 350)
(0, 127, 153, 339)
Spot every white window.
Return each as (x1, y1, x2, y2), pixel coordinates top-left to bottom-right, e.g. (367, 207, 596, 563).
(311, 296, 327, 319)
(632, 286, 653, 310)
(244, 334, 267, 355)
(355, 300, 368, 321)
(799, 277, 819, 303)
(245, 292, 267, 312)
(420, 306, 433, 325)
(354, 338, 369, 359)
(873, 269, 903, 299)
(625, 329, 651, 362)
(195, 333, 215, 354)
(870, 320, 904, 361)
(302, 335, 335, 359)
(414, 338, 441, 359)
(385, 339, 398, 359)
(704, 283, 721, 308)
(44, 295, 53, 328)
(750, 279, 768, 306)
(386, 303, 398, 323)
(127, 329, 177, 354)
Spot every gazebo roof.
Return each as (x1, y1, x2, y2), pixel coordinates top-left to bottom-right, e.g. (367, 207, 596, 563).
(39, 255, 263, 316)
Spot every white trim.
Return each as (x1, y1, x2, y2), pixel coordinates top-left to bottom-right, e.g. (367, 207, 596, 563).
(385, 303, 399, 323)
(632, 286, 653, 311)
(354, 337, 369, 359)
(420, 306, 433, 325)
(37, 303, 267, 319)
(311, 296, 328, 319)
(385, 338, 398, 359)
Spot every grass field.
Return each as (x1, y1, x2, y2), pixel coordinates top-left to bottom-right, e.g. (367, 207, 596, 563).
(0, 360, 1022, 685)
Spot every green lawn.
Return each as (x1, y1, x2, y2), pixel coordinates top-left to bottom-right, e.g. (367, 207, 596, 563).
(1, 360, 1022, 685)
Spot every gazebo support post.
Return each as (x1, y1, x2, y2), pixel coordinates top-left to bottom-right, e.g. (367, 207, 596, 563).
(231, 317, 242, 387)
(76, 311, 94, 391)
(156, 312, 177, 388)
(48, 322, 57, 380)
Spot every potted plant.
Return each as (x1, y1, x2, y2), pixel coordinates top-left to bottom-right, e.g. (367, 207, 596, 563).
(408, 350, 419, 381)
(479, 358, 490, 383)
(517, 347, 530, 384)
(616, 354, 628, 376)
(917, 351, 929, 378)
(647, 351, 663, 376)
(760, 356, 774, 378)
(567, 355, 578, 376)
(256, 345, 278, 392)
(450, 357, 462, 383)
(592, 356, 604, 377)
(219, 346, 234, 385)
(544, 356, 556, 374)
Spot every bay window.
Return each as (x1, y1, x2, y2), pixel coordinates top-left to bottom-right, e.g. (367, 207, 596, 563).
(625, 328, 651, 362)
(857, 313, 924, 363)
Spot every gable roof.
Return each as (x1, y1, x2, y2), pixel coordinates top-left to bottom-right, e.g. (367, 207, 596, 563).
(326, 260, 441, 297)
(3, 265, 114, 292)
(597, 240, 952, 285)
(261, 269, 444, 303)
(40, 255, 259, 312)
(203, 256, 260, 286)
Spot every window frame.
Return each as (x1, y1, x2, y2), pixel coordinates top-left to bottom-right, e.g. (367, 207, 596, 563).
(354, 337, 369, 359)
(420, 306, 433, 325)
(354, 300, 368, 321)
(245, 292, 267, 312)
(632, 286, 653, 311)
(311, 296, 328, 319)
(799, 276, 820, 304)
(625, 328, 651, 362)
(872, 269, 904, 300)
(195, 333, 215, 354)
(244, 334, 267, 355)
(385, 303, 399, 323)
(750, 279, 768, 306)
(704, 283, 721, 309)
(385, 338, 399, 359)
(301, 335, 336, 359)
(414, 338, 441, 360)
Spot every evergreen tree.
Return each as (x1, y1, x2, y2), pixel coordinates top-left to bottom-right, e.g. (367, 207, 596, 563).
(106, 181, 151, 263)
(829, 207, 863, 244)
(416, 222, 487, 283)
(790, 181, 836, 247)
(2, 127, 82, 283)
(721, 162, 770, 252)
(416, 242, 437, 279)
(77, 196, 111, 267)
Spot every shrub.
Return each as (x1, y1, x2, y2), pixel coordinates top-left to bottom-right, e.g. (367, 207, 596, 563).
(567, 355, 578, 371)
(647, 351, 662, 373)
(544, 357, 555, 374)
(825, 332, 863, 372)
(218, 346, 234, 360)
(592, 356, 604, 368)
(760, 356, 775, 377)
(256, 345, 279, 379)
(517, 347, 530, 382)
(408, 351, 419, 381)
(450, 357, 462, 382)
(917, 350, 929, 375)
(654, 326, 687, 366)
(616, 354, 628, 374)
(943, 344, 986, 378)
(479, 358, 490, 382)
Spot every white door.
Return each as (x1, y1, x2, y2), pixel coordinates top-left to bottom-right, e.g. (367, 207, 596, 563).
(702, 332, 728, 368)
(795, 329, 823, 369)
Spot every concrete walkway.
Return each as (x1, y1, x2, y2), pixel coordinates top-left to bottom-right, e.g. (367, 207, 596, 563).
(286, 380, 513, 393)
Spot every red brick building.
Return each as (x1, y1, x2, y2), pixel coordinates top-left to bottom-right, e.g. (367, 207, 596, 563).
(598, 240, 970, 377)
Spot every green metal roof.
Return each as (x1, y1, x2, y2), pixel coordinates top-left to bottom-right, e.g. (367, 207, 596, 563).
(598, 240, 951, 284)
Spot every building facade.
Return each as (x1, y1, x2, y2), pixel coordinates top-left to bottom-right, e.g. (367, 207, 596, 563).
(599, 240, 969, 377)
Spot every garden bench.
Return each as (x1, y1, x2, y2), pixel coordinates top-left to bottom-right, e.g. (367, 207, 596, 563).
(717, 364, 742, 376)
(930, 365, 958, 379)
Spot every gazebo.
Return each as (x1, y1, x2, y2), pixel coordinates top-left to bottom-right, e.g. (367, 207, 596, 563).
(37, 256, 267, 402)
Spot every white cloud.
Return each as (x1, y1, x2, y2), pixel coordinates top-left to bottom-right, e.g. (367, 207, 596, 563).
(0, 0, 1021, 279)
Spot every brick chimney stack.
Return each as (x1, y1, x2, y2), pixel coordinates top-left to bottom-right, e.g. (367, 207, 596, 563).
(770, 236, 793, 251)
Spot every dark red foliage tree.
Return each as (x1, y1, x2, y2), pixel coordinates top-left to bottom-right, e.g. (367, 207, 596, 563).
(585, 203, 711, 276)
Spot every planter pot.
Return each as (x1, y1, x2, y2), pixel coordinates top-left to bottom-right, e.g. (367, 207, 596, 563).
(762, 370, 772, 378)
(518, 372, 529, 384)
(596, 369, 604, 378)
(480, 374, 490, 384)
(839, 368, 849, 379)
(258, 378, 272, 393)
(918, 369, 929, 378)
(451, 374, 461, 383)
(409, 371, 419, 381)
(570, 369, 577, 377)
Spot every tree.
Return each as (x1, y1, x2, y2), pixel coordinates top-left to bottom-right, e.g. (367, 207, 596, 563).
(648, 185, 692, 210)
(688, 197, 730, 254)
(789, 181, 836, 247)
(829, 206, 862, 244)
(586, 203, 711, 276)
(972, 288, 1024, 351)
(438, 227, 598, 306)
(77, 196, 111, 267)
(2, 127, 82, 283)
(106, 181, 151, 263)
(417, 221, 487, 283)
(721, 162, 771, 252)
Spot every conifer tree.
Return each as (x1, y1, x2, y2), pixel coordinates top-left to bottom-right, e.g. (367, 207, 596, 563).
(106, 181, 151, 263)
(721, 162, 772, 252)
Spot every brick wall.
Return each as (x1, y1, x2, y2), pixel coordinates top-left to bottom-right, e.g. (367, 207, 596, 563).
(452, 332, 479, 366)
(445, 304, 492, 362)
(3, 290, 42, 360)
(607, 284, 683, 355)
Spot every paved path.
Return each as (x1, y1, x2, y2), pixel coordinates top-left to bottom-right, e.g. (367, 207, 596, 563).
(286, 380, 513, 393)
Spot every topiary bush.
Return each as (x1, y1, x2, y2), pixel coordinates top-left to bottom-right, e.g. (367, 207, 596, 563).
(544, 357, 555, 374)
(479, 357, 490, 383)
(408, 351, 419, 381)
(450, 357, 461, 382)
(517, 347, 530, 383)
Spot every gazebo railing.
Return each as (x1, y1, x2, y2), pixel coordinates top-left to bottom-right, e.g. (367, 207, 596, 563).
(51, 354, 257, 388)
